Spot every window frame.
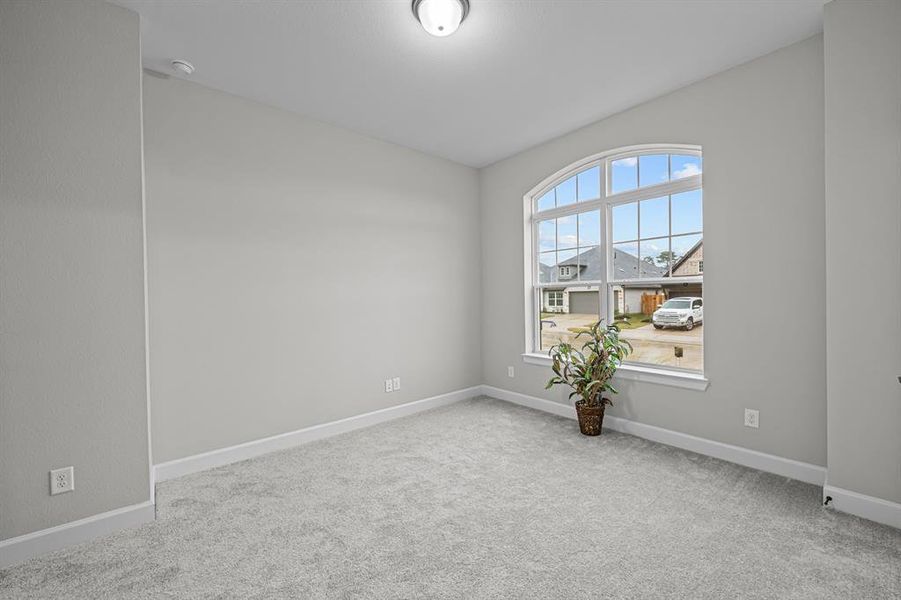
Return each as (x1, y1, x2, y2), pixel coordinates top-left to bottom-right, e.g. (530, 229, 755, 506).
(522, 144, 708, 390)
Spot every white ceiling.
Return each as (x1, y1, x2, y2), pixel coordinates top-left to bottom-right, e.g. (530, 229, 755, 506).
(114, 0, 825, 167)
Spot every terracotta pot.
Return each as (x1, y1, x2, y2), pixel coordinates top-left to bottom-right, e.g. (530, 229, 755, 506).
(575, 399, 607, 436)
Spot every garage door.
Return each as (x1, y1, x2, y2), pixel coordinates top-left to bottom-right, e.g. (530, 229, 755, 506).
(568, 291, 599, 315)
(666, 285, 702, 299)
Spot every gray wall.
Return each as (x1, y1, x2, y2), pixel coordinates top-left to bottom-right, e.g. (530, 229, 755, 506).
(4, 0, 894, 546)
(142, 76, 481, 464)
(481, 35, 827, 466)
(824, 0, 901, 503)
(0, 1, 150, 540)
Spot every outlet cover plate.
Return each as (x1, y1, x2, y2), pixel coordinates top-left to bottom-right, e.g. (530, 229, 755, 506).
(50, 466, 74, 495)
(744, 408, 759, 429)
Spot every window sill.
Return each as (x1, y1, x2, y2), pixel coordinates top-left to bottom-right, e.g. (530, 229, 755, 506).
(520, 353, 709, 391)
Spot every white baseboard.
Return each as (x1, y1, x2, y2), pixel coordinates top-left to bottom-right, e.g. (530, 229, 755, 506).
(481, 385, 826, 487)
(823, 484, 901, 529)
(4, 387, 893, 571)
(1, 386, 479, 570)
(154, 386, 482, 483)
(482, 385, 577, 420)
(0, 501, 155, 570)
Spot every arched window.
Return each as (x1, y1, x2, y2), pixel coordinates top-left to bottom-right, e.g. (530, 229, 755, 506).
(525, 145, 704, 379)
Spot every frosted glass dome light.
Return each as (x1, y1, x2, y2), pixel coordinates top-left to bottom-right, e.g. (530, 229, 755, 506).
(412, 0, 470, 37)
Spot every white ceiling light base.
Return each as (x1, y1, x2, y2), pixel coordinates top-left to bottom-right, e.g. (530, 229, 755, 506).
(412, 0, 469, 37)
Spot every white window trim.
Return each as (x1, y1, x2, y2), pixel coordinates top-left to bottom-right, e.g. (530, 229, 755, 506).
(520, 352, 709, 391)
(523, 144, 705, 389)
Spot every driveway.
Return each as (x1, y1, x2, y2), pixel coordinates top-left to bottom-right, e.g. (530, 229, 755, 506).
(621, 322, 702, 370)
(541, 315, 703, 371)
(539, 313, 599, 349)
(621, 323, 702, 342)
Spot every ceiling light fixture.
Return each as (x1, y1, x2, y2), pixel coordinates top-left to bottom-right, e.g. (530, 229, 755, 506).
(412, 0, 469, 37)
(170, 59, 195, 76)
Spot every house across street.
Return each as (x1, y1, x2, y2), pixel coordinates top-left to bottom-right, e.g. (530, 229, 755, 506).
(539, 242, 703, 371)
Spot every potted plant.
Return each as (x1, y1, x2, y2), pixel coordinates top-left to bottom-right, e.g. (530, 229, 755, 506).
(545, 321, 632, 436)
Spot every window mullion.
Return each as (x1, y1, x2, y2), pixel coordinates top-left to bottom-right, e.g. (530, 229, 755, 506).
(604, 176, 700, 207)
(636, 193, 642, 280)
(532, 178, 699, 222)
(668, 193, 673, 277)
(534, 199, 605, 221)
(531, 220, 535, 286)
(598, 203, 609, 326)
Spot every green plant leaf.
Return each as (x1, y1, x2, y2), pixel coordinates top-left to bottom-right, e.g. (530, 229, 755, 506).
(542, 314, 631, 408)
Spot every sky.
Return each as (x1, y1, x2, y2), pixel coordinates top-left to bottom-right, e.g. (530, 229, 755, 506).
(538, 153, 702, 275)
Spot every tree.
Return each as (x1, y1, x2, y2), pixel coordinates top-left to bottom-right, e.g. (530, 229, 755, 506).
(655, 250, 678, 267)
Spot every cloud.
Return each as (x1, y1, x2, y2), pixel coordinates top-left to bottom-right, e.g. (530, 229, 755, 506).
(615, 156, 638, 167)
(673, 162, 701, 179)
(539, 231, 555, 251)
(558, 234, 578, 248)
(641, 239, 666, 254)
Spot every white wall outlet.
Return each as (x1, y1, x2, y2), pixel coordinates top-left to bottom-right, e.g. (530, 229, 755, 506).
(744, 408, 760, 429)
(392, 376, 401, 391)
(50, 466, 74, 495)
(507, 366, 515, 378)
(384, 378, 393, 393)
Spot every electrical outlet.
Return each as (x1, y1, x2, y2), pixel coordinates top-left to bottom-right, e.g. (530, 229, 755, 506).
(392, 376, 401, 391)
(50, 466, 74, 495)
(507, 366, 515, 378)
(744, 408, 759, 429)
(384, 378, 393, 393)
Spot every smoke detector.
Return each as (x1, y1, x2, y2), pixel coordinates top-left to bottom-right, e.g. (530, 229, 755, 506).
(170, 59, 195, 76)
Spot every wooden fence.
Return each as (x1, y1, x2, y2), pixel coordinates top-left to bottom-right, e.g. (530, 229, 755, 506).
(641, 292, 666, 316)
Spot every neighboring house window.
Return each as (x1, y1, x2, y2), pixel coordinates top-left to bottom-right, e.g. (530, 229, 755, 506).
(546, 290, 564, 309)
(528, 145, 703, 374)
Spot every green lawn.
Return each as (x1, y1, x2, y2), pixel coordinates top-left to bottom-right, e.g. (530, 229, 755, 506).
(570, 313, 651, 334)
(612, 312, 652, 330)
(540, 311, 652, 333)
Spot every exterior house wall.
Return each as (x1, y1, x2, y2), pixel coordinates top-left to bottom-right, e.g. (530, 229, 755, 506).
(617, 287, 651, 315)
(672, 244, 704, 277)
(613, 286, 665, 315)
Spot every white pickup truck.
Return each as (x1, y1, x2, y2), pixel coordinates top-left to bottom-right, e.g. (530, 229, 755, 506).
(652, 297, 703, 331)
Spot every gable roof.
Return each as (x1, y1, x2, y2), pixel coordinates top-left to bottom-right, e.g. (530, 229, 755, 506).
(540, 241, 705, 284)
(670, 239, 703, 273)
(540, 247, 666, 284)
(610, 248, 667, 279)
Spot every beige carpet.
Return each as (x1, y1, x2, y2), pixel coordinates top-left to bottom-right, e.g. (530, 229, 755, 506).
(1, 397, 899, 599)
